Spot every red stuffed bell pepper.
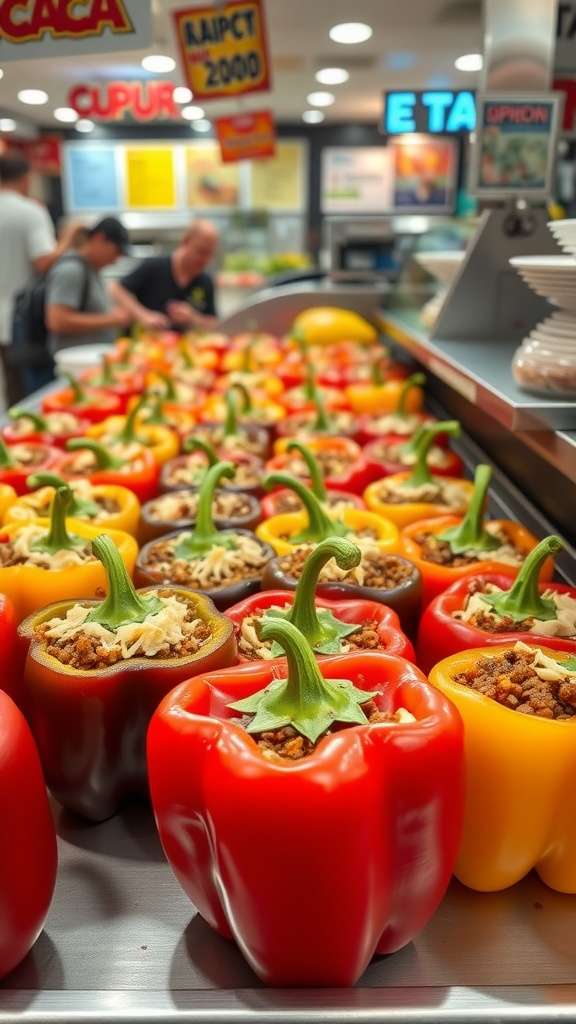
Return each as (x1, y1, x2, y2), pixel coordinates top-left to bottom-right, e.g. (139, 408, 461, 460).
(226, 536, 415, 662)
(0, 593, 19, 706)
(148, 616, 464, 986)
(59, 437, 159, 505)
(260, 440, 365, 518)
(42, 372, 122, 424)
(0, 688, 58, 979)
(0, 435, 60, 496)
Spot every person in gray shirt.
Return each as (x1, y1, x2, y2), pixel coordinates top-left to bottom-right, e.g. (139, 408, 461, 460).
(45, 217, 131, 355)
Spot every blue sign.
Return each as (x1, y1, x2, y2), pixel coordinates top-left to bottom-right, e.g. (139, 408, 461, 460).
(384, 90, 476, 134)
(65, 147, 120, 211)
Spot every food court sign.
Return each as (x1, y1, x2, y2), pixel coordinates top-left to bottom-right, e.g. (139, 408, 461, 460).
(0, 0, 152, 60)
(172, 0, 271, 101)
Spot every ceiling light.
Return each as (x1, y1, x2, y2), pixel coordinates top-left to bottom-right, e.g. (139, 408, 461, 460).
(76, 119, 95, 133)
(192, 119, 211, 132)
(141, 55, 176, 73)
(315, 67, 349, 85)
(18, 89, 48, 105)
(0, 118, 16, 132)
(173, 86, 193, 103)
(0, 69, 3, 80)
(306, 91, 335, 107)
(54, 107, 79, 123)
(302, 109, 325, 123)
(181, 104, 205, 120)
(329, 22, 372, 44)
(455, 53, 483, 71)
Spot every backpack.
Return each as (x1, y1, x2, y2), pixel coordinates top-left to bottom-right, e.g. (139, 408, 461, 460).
(8, 254, 90, 368)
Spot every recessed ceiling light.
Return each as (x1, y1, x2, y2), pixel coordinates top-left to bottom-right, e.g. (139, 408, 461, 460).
(141, 55, 176, 73)
(329, 22, 372, 44)
(181, 104, 205, 120)
(315, 67, 349, 85)
(192, 119, 211, 132)
(173, 86, 193, 103)
(0, 118, 16, 132)
(54, 107, 79, 123)
(76, 119, 95, 133)
(18, 89, 48, 105)
(302, 109, 325, 123)
(306, 91, 335, 107)
(455, 53, 483, 71)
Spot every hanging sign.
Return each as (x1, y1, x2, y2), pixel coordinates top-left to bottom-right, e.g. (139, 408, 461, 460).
(215, 109, 275, 162)
(18, 137, 62, 175)
(172, 0, 271, 101)
(68, 82, 180, 121)
(0, 0, 152, 61)
(383, 90, 476, 134)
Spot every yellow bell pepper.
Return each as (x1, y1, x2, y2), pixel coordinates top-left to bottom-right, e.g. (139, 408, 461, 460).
(429, 642, 576, 894)
(345, 370, 426, 416)
(3, 472, 140, 536)
(0, 486, 138, 623)
(291, 307, 377, 347)
(0, 483, 17, 520)
(255, 472, 400, 556)
(86, 397, 180, 467)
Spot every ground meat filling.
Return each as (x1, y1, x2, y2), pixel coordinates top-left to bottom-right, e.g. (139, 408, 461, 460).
(454, 581, 576, 637)
(368, 440, 453, 469)
(279, 527, 379, 547)
(63, 445, 148, 478)
(7, 444, 50, 468)
(269, 492, 359, 516)
(141, 532, 270, 589)
(373, 478, 469, 508)
(277, 451, 355, 481)
(453, 642, 576, 719)
(234, 702, 416, 761)
(0, 525, 95, 569)
(147, 490, 253, 523)
(414, 526, 526, 569)
(238, 606, 386, 660)
(194, 425, 265, 457)
(166, 457, 261, 490)
(277, 547, 415, 590)
(35, 592, 212, 669)
(282, 411, 356, 436)
(363, 414, 433, 437)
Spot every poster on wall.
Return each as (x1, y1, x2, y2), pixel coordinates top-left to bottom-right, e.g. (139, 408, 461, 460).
(390, 137, 457, 210)
(0, 0, 152, 61)
(125, 148, 176, 208)
(64, 147, 120, 210)
(469, 94, 562, 198)
(248, 141, 304, 209)
(321, 148, 395, 213)
(215, 110, 276, 163)
(321, 144, 457, 214)
(185, 143, 240, 206)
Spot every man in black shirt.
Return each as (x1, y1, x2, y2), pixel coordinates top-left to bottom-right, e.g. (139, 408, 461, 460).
(109, 219, 219, 332)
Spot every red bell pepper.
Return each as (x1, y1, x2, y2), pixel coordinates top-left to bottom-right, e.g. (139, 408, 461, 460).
(260, 440, 365, 518)
(0, 592, 18, 706)
(274, 391, 361, 446)
(278, 362, 350, 415)
(225, 536, 415, 662)
(58, 437, 159, 505)
(0, 435, 60, 496)
(2, 408, 91, 450)
(18, 534, 237, 821)
(417, 535, 575, 673)
(161, 437, 265, 500)
(265, 436, 376, 495)
(79, 354, 146, 413)
(41, 372, 122, 424)
(0, 688, 58, 980)
(148, 615, 464, 986)
(363, 421, 465, 481)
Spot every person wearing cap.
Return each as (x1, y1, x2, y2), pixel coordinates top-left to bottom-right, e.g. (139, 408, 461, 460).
(109, 218, 219, 332)
(45, 216, 131, 356)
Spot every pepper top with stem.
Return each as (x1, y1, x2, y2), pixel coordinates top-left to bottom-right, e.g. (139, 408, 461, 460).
(174, 462, 237, 559)
(150, 370, 178, 402)
(231, 382, 256, 417)
(59, 372, 92, 407)
(111, 397, 150, 448)
(26, 472, 101, 519)
(480, 535, 564, 622)
(66, 437, 126, 471)
(394, 373, 427, 420)
(263, 537, 363, 655)
(285, 440, 328, 502)
(182, 436, 219, 465)
(400, 421, 461, 489)
(228, 616, 379, 743)
(436, 464, 500, 554)
(308, 389, 333, 433)
(29, 486, 86, 554)
(85, 534, 163, 631)
(8, 409, 51, 433)
(0, 435, 17, 468)
(263, 472, 350, 544)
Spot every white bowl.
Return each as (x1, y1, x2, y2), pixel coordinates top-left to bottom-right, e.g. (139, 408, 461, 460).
(54, 343, 113, 378)
(414, 250, 466, 287)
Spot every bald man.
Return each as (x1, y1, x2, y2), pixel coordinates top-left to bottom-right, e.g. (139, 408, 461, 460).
(110, 219, 219, 332)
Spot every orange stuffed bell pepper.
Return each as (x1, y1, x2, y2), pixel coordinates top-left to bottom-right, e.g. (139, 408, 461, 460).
(401, 464, 554, 609)
(0, 485, 137, 623)
(256, 472, 400, 556)
(345, 361, 425, 415)
(429, 640, 576, 893)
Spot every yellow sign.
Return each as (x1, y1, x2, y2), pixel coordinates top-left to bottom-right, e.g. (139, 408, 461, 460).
(172, 0, 271, 101)
(186, 143, 240, 207)
(249, 142, 304, 209)
(125, 148, 176, 208)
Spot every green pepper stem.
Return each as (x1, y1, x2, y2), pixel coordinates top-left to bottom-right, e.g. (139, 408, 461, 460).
(263, 471, 348, 542)
(66, 437, 125, 470)
(152, 370, 177, 401)
(0, 434, 17, 468)
(182, 436, 218, 465)
(302, 362, 317, 400)
(116, 396, 148, 446)
(402, 421, 461, 489)
(30, 486, 85, 554)
(437, 464, 500, 554)
(95, 356, 114, 386)
(396, 373, 427, 418)
(141, 392, 165, 426)
(285, 440, 327, 501)
(228, 617, 378, 743)
(9, 408, 48, 431)
(284, 538, 362, 650)
(242, 339, 256, 372)
(174, 461, 236, 559)
(481, 535, 563, 622)
(178, 341, 195, 368)
(310, 390, 332, 432)
(231, 382, 253, 414)
(86, 534, 164, 631)
(61, 372, 86, 404)
(370, 356, 385, 386)
(26, 472, 101, 519)
(223, 391, 240, 438)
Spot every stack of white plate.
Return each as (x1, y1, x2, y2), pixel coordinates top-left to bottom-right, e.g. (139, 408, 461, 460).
(509, 255, 576, 312)
(508, 255, 576, 397)
(414, 250, 466, 328)
(547, 219, 576, 256)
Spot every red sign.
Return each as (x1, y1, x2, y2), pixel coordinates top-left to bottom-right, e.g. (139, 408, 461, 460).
(215, 109, 275, 162)
(68, 81, 180, 121)
(0, 0, 133, 42)
(555, 77, 576, 130)
(20, 137, 62, 175)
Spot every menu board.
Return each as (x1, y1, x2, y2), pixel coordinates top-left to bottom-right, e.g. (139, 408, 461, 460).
(64, 147, 120, 210)
(185, 142, 240, 207)
(125, 148, 176, 208)
(248, 141, 304, 209)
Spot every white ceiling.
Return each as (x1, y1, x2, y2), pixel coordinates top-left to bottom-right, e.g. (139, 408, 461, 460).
(0, 0, 485, 130)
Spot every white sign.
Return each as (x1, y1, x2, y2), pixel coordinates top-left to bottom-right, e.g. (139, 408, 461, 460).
(0, 0, 152, 61)
(321, 148, 395, 213)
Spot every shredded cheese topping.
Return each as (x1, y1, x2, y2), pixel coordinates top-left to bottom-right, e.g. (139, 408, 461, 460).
(513, 641, 576, 681)
(5, 524, 94, 569)
(148, 491, 246, 522)
(376, 478, 469, 507)
(368, 414, 431, 435)
(43, 596, 205, 659)
(159, 534, 268, 586)
(456, 585, 576, 637)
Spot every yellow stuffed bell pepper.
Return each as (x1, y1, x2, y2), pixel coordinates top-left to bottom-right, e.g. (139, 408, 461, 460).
(346, 369, 426, 417)
(86, 396, 180, 467)
(0, 483, 17, 520)
(429, 641, 576, 893)
(256, 472, 400, 556)
(0, 485, 138, 623)
(3, 471, 140, 537)
(290, 307, 377, 347)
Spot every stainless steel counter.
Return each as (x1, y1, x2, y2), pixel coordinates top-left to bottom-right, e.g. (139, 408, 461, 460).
(2, 797, 576, 1023)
